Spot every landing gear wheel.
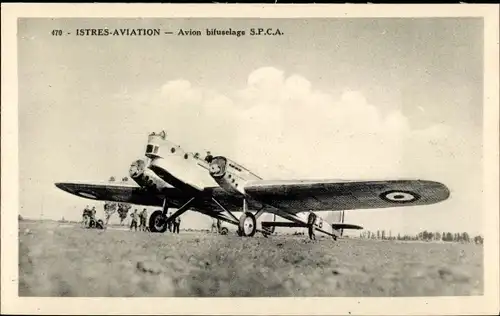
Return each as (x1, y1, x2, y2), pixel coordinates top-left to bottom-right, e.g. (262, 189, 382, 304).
(149, 210, 168, 233)
(238, 212, 257, 237)
(89, 219, 96, 229)
(219, 227, 228, 235)
(332, 235, 338, 241)
(236, 229, 243, 237)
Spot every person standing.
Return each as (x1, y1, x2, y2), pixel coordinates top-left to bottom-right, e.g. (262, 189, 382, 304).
(216, 218, 221, 234)
(204, 151, 213, 163)
(82, 205, 91, 228)
(210, 218, 217, 233)
(167, 211, 173, 232)
(104, 203, 116, 226)
(174, 216, 181, 234)
(308, 227, 316, 240)
(130, 209, 138, 231)
(139, 208, 148, 231)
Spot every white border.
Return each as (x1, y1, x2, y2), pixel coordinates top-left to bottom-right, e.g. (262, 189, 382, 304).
(1, 4, 499, 315)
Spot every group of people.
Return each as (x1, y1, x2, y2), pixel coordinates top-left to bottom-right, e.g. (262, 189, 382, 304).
(210, 218, 222, 233)
(166, 211, 182, 234)
(128, 209, 182, 233)
(81, 205, 97, 228)
(81, 204, 183, 233)
(129, 208, 149, 232)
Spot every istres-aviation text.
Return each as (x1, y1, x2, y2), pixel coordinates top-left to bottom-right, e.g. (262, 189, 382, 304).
(66, 28, 284, 37)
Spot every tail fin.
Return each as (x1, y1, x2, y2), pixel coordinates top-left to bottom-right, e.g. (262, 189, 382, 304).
(330, 210, 346, 236)
(331, 223, 363, 230)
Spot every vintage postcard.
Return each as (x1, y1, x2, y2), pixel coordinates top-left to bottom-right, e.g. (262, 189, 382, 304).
(1, 3, 499, 315)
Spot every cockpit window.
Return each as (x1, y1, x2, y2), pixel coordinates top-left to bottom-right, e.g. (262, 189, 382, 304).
(146, 145, 154, 153)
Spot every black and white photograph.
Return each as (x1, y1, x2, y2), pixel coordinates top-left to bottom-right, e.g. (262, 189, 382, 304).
(1, 3, 499, 315)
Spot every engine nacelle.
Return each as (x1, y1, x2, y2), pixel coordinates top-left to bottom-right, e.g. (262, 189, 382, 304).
(208, 156, 245, 196)
(129, 159, 171, 192)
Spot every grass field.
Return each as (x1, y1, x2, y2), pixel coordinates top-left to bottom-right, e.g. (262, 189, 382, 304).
(18, 220, 483, 297)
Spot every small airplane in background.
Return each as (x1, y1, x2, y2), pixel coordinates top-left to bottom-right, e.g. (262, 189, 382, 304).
(55, 130, 451, 241)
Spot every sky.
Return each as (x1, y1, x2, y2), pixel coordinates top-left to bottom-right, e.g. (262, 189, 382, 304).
(18, 17, 484, 235)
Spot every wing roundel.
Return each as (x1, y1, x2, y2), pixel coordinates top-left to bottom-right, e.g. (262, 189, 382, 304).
(379, 190, 420, 203)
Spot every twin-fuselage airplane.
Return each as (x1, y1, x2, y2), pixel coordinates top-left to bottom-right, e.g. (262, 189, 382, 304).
(55, 131, 451, 240)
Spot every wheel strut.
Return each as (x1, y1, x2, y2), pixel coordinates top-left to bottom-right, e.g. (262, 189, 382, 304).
(211, 197, 240, 223)
(164, 197, 197, 226)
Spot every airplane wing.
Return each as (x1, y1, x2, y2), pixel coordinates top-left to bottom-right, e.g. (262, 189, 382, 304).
(55, 182, 182, 207)
(243, 179, 450, 213)
(55, 181, 246, 226)
(55, 182, 245, 214)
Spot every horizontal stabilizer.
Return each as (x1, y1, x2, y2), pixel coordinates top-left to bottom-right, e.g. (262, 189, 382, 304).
(261, 221, 307, 228)
(331, 223, 363, 230)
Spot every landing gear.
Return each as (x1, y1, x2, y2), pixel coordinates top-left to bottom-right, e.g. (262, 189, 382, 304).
(238, 212, 257, 237)
(150, 197, 196, 233)
(149, 198, 170, 233)
(212, 197, 266, 238)
(149, 210, 167, 233)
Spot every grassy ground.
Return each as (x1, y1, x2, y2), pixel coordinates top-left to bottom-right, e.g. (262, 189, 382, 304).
(19, 221, 483, 297)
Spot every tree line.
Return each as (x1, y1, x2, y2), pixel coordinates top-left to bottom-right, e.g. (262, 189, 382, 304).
(359, 229, 484, 245)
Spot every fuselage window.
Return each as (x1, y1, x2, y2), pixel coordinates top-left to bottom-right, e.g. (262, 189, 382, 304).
(171, 147, 176, 153)
(184, 153, 188, 159)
